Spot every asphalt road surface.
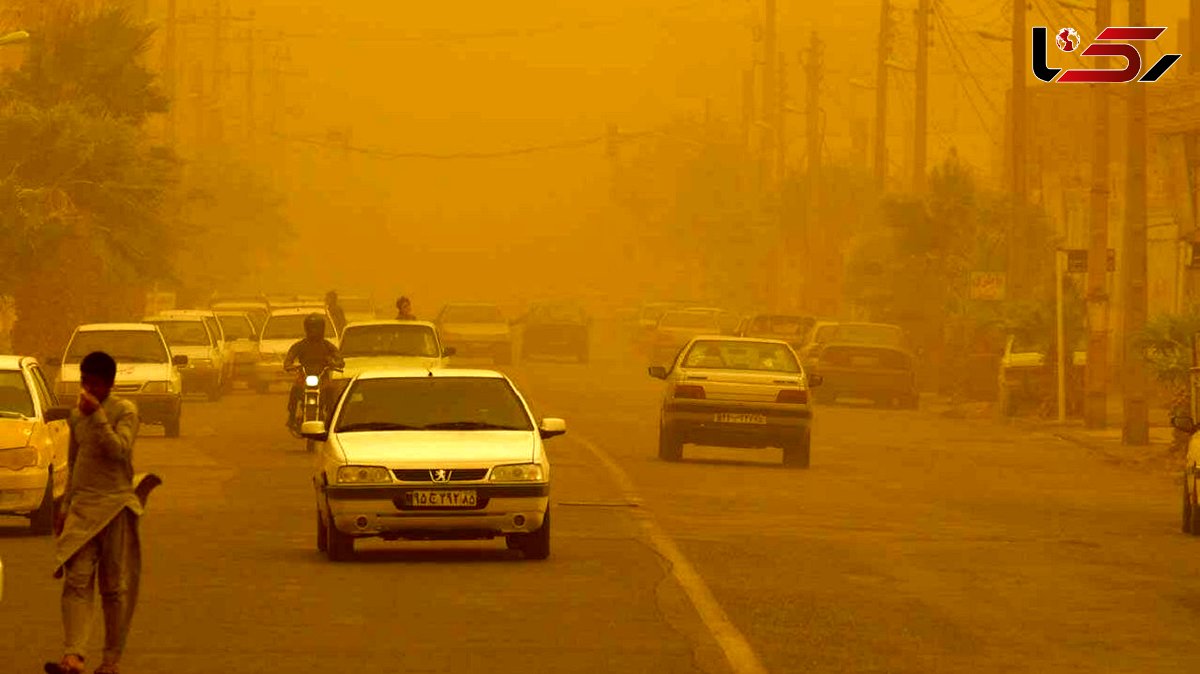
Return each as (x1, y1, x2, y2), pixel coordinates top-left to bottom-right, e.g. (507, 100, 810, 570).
(4, 327, 1199, 673)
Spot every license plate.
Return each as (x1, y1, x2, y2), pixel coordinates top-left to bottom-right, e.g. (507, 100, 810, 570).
(713, 413, 767, 425)
(409, 490, 478, 508)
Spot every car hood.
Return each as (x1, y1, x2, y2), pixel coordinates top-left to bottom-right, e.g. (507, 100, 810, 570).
(441, 323, 510, 337)
(0, 418, 35, 450)
(336, 355, 443, 377)
(333, 430, 536, 467)
(59, 362, 172, 384)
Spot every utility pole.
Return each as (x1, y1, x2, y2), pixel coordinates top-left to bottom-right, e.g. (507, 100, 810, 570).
(913, 0, 929, 193)
(1085, 0, 1111, 429)
(874, 0, 892, 189)
(804, 33, 823, 312)
(1010, 0, 1028, 299)
(1124, 0, 1150, 445)
(245, 25, 255, 144)
(163, 0, 178, 147)
(776, 50, 787, 186)
(761, 0, 779, 188)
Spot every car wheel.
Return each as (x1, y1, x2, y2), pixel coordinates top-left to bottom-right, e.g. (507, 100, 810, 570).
(164, 415, 181, 438)
(658, 424, 683, 462)
(1183, 478, 1194, 535)
(783, 430, 811, 469)
(517, 510, 550, 560)
(326, 517, 355, 562)
(316, 509, 328, 552)
(29, 470, 55, 535)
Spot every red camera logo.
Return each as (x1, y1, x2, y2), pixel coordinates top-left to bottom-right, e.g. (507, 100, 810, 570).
(1033, 26, 1182, 83)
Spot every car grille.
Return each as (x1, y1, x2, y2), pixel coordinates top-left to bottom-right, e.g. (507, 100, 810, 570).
(392, 468, 489, 482)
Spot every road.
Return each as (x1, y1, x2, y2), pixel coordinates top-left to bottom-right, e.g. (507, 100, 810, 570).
(3, 325, 1199, 673)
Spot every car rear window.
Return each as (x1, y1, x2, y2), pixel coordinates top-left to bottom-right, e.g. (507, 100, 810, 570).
(216, 314, 256, 340)
(817, 324, 905, 347)
(820, 345, 911, 370)
(65, 330, 169, 364)
(149, 320, 211, 347)
(682, 340, 800, 373)
(341, 325, 438, 357)
(0, 371, 34, 418)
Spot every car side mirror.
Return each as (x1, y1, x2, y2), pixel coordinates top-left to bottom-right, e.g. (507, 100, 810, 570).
(1172, 415, 1196, 434)
(539, 417, 566, 439)
(44, 406, 72, 423)
(172, 355, 189, 366)
(648, 365, 668, 379)
(808, 374, 824, 387)
(301, 420, 328, 440)
(443, 346, 457, 357)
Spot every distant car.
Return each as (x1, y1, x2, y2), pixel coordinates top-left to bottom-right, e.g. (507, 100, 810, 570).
(799, 321, 910, 358)
(801, 338, 921, 407)
(155, 309, 234, 391)
(305, 368, 564, 561)
(254, 307, 339, 394)
(1180, 415, 1200, 534)
(0, 356, 70, 534)
(648, 308, 729, 364)
(998, 334, 1086, 416)
(52, 323, 186, 437)
(144, 313, 226, 401)
(738, 314, 817, 352)
(214, 311, 261, 387)
(435, 303, 513, 365)
(516, 302, 590, 362)
(211, 299, 270, 334)
(331, 321, 453, 383)
(633, 301, 686, 351)
(648, 337, 820, 467)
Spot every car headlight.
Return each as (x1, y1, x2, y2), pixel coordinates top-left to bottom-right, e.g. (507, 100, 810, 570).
(142, 381, 173, 394)
(489, 463, 545, 482)
(336, 465, 391, 484)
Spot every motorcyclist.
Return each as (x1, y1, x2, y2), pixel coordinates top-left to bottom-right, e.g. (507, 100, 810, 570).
(395, 296, 415, 321)
(283, 313, 344, 430)
(325, 290, 347, 334)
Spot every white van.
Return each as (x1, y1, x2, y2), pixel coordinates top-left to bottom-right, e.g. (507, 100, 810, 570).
(52, 323, 186, 437)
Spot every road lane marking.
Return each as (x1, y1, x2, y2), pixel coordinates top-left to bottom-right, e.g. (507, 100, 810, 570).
(572, 434, 769, 674)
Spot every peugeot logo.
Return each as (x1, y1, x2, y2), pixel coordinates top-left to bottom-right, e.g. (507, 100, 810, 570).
(430, 469, 451, 483)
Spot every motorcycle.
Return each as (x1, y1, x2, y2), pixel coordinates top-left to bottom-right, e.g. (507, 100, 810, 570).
(286, 363, 342, 452)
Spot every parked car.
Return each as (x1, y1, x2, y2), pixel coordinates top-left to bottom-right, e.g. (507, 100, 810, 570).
(435, 303, 513, 365)
(51, 323, 186, 437)
(997, 334, 1086, 416)
(254, 307, 338, 394)
(332, 320, 452, 383)
(304, 368, 564, 561)
(515, 302, 590, 362)
(648, 336, 820, 467)
(1177, 413, 1200, 534)
(0, 356, 70, 534)
(144, 313, 226, 400)
(803, 338, 920, 408)
(214, 311, 261, 387)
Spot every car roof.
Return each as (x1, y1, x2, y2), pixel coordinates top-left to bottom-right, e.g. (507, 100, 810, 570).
(157, 309, 216, 317)
(213, 310, 253, 318)
(145, 314, 205, 322)
(77, 323, 158, 332)
(268, 307, 330, 317)
(343, 320, 437, 329)
(687, 336, 793, 346)
(356, 368, 506, 381)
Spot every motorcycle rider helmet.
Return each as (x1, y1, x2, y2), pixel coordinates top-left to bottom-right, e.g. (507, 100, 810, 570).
(303, 313, 325, 338)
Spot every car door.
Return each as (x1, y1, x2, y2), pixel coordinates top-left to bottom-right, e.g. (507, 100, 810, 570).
(200, 317, 228, 379)
(28, 364, 69, 497)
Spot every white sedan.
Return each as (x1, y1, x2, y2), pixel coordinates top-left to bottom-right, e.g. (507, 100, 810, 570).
(0, 356, 70, 534)
(331, 320, 453, 382)
(304, 369, 564, 561)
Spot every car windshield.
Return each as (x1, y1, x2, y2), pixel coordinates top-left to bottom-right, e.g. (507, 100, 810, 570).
(149, 320, 211, 347)
(262, 314, 331, 340)
(0, 371, 34, 418)
(815, 324, 904, 347)
(682, 340, 801, 373)
(341, 325, 439, 357)
(440, 305, 504, 324)
(217, 315, 256, 339)
(531, 305, 585, 323)
(749, 316, 812, 336)
(336, 377, 533, 432)
(65, 330, 168, 364)
(659, 311, 718, 330)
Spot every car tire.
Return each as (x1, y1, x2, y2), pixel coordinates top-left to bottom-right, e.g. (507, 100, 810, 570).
(164, 415, 181, 438)
(326, 517, 355, 562)
(517, 510, 551, 560)
(783, 430, 811, 469)
(658, 425, 683, 462)
(29, 470, 55, 535)
(316, 509, 328, 552)
(1183, 479, 1194, 535)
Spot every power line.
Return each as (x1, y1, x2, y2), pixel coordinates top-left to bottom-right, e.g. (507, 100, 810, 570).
(929, 10, 996, 133)
(932, 5, 1000, 113)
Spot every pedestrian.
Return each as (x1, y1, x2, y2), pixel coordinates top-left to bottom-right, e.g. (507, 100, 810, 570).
(325, 290, 347, 334)
(395, 296, 415, 321)
(46, 351, 161, 674)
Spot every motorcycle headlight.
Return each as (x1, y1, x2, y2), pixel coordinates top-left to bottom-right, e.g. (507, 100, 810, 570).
(336, 465, 391, 484)
(305, 375, 320, 387)
(489, 463, 545, 482)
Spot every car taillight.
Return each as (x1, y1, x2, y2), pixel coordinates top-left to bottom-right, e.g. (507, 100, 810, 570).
(776, 389, 808, 404)
(674, 384, 706, 399)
